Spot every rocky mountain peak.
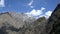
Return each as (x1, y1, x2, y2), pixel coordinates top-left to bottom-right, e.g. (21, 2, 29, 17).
(46, 3, 60, 34)
(0, 12, 35, 29)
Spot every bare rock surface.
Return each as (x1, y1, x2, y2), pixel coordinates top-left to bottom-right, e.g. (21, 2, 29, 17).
(46, 3, 60, 34)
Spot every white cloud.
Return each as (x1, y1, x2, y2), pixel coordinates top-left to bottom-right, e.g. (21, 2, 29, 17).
(45, 11, 52, 16)
(28, 0, 33, 6)
(0, 0, 5, 7)
(39, 11, 52, 18)
(30, 6, 34, 8)
(28, 0, 34, 8)
(41, 7, 45, 10)
(45, 11, 52, 18)
(26, 9, 42, 16)
(25, 7, 52, 19)
(25, 7, 45, 16)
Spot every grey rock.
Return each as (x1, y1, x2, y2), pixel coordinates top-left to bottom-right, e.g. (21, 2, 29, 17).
(46, 3, 60, 34)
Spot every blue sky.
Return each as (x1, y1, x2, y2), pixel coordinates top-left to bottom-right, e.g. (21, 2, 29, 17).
(0, 0, 60, 18)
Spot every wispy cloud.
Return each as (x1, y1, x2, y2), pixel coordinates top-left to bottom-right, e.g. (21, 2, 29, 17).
(28, 0, 34, 8)
(0, 0, 5, 7)
(28, 0, 33, 6)
(25, 7, 45, 16)
(41, 7, 45, 10)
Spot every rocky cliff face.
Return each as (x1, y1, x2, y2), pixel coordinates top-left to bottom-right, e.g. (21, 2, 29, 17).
(0, 12, 35, 34)
(46, 3, 60, 34)
(20, 17, 47, 34)
(0, 12, 47, 34)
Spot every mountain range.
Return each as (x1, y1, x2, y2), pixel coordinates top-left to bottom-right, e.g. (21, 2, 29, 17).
(0, 3, 60, 34)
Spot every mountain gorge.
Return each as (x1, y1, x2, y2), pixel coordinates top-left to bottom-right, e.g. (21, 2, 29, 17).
(0, 3, 60, 34)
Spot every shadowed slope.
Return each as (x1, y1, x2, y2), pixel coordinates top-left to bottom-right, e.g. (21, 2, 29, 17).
(46, 3, 60, 34)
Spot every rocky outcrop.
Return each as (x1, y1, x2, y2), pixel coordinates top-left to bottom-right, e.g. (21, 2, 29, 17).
(17, 17, 47, 34)
(0, 12, 47, 34)
(46, 3, 60, 34)
(0, 12, 35, 34)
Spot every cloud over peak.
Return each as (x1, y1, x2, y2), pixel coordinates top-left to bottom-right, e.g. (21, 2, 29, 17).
(25, 7, 45, 16)
(39, 11, 52, 18)
(25, 7, 52, 19)
(45, 11, 52, 17)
